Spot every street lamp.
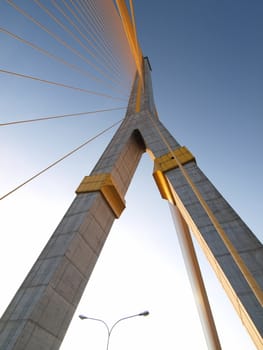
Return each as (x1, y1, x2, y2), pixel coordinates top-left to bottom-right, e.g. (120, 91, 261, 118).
(79, 310, 149, 350)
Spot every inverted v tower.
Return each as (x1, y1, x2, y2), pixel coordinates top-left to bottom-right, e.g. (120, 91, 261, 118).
(0, 1, 263, 347)
(0, 55, 262, 350)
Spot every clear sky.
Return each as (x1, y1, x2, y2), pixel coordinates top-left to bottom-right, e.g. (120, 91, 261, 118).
(0, 1, 262, 349)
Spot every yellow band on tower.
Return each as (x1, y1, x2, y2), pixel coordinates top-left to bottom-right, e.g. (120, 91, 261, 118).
(76, 173, 125, 218)
(154, 146, 195, 173)
(153, 146, 195, 202)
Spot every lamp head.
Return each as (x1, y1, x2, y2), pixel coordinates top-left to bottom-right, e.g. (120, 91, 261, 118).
(139, 311, 149, 317)
(79, 314, 88, 320)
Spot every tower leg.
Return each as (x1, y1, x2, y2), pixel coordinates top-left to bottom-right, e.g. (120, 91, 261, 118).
(156, 159, 263, 349)
(0, 131, 145, 350)
(169, 203, 221, 350)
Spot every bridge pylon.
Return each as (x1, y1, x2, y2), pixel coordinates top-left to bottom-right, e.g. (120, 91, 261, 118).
(0, 57, 262, 350)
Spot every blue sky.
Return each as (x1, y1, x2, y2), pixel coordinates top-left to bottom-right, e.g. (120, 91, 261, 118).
(0, 1, 262, 349)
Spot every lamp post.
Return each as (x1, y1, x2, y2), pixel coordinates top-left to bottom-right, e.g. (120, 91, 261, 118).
(79, 310, 149, 350)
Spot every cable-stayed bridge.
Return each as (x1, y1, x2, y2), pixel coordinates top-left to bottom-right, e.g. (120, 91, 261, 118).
(0, 1, 262, 349)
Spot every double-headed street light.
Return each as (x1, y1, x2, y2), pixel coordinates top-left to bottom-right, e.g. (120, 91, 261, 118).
(79, 310, 149, 350)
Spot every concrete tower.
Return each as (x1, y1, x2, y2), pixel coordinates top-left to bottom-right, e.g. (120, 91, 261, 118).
(0, 57, 262, 349)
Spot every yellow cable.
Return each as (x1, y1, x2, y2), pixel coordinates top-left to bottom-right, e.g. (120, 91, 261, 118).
(103, 0, 136, 80)
(129, 0, 139, 59)
(115, 0, 144, 87)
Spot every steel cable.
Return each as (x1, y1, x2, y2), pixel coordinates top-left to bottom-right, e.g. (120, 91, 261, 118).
(0, 107, 126, 126)
(6, 0, 128, 89)
(77, 0, 124, 78)
(0, 118, 123, 201)
(32, 0, 124, 87)
(0, 69, 127, 101)
(51, 0, 122, 82)
(0, 27, 128, 96)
